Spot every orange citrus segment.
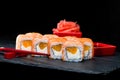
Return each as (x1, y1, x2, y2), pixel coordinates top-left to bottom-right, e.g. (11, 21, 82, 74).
(66, 47, 77, 54)
(52, 44, 62, 51)
(22, 40, 32, 48)
(39, 42, 47, 49)
(84, 45, 90, 51)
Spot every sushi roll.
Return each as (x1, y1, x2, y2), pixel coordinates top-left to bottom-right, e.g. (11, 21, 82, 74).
(48, 37, 67, 59)
(79, 38, 94, 60)
(16, 34, 33, 51)
(32, 36, 48, 57)
(62, 38, 84, 62)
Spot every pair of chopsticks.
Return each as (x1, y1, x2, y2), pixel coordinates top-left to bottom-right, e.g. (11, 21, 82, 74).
(0, 47, 49, 59)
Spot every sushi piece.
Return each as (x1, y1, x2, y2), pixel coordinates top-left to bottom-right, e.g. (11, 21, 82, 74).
(79, 38, 94, 60)
(48, 37, 67, 59)
(16, 34, 33, 51)
(32, 36, 47, 57)
(62, 38, 84, 62)
(33, 34, 58, 55)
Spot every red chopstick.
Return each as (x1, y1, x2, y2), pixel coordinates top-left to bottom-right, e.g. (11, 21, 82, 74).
(0, 47, 49, 59)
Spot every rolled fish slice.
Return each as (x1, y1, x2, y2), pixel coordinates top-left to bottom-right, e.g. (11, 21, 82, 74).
(48, 37, 67, 59)
(16, 34, 33, 51)
(62, 38, 84, 62)
(33, 37, 48, 57)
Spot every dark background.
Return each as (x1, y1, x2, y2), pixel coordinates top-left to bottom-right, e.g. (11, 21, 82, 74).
(0, 1, 120, 80)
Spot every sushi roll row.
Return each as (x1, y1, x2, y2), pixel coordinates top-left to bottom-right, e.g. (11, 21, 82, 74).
(16, 32, 94, 62)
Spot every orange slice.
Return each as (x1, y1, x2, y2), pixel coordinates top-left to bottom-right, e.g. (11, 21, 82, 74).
(22, 40, 32, 48)
(52, 44, 62, 51)
(66, 47, 77, 54)
(39, 42, 47, 49)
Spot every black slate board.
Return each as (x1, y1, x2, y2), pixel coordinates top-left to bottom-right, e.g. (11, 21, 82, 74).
(0, 40, 120, 75)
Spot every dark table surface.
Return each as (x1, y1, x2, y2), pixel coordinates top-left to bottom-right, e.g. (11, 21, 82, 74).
(0, 39, 120, 79)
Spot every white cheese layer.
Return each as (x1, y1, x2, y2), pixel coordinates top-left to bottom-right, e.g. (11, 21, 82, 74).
(67, 48, 80, 60)
(36, 44, 47, 54)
